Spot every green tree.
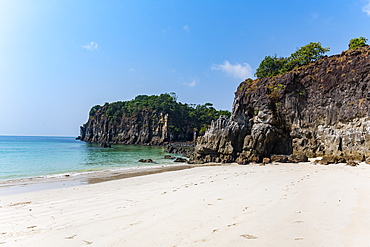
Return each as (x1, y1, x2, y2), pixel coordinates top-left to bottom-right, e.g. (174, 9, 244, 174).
(255, 55, 287, 78)
(284, 42, 330, 71)
(255, 42, 330, 79)
(348, 37, 368, 50)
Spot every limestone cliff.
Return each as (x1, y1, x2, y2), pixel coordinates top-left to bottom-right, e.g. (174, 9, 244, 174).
(80, 109, 185, 145)
(79, 94, 230, 145)
(191, 46, 370, 163)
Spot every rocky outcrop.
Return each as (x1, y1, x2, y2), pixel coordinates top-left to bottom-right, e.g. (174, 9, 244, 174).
(191, 46, 370, 163)
(80, 108, 194, 145)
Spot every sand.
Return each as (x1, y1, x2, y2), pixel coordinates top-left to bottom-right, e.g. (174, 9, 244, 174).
(1, 162, 370, 246)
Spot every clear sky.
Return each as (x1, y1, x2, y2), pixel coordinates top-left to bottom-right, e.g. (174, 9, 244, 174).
(1, 0, 370, 136)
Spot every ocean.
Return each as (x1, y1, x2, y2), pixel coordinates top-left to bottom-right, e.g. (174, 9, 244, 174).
(0, 136, 181, 181)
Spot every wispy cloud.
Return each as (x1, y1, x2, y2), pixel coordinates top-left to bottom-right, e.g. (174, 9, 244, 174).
(82, 41, 98, 51)
(183, 24, 190, 32)
(182, 78, 198, 87)
(211, 61, 253, 80)
(363, 1, 370, 15)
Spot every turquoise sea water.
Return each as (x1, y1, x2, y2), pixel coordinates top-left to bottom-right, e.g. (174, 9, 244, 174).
(0, 136, 180, 181)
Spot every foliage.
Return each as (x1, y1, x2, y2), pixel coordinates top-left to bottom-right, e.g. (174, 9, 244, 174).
(255, 42, 330, 78)
(89, 93, 231, 132)
(284, 42, 330, 70)
(348, 37, 368, 50)
(89, 105, 101, 116)
(255, 55, 287, 78)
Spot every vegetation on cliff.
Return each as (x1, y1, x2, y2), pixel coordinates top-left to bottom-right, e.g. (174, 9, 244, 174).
(349, 37, 368, 50)
(90, 93, 230, 133)
(255, 42, 330, 78)
(256, 37, 368, 79)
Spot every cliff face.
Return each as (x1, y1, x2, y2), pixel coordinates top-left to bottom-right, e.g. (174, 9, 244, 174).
(191, 46, 370, 163)
(80, 108, 194, 145)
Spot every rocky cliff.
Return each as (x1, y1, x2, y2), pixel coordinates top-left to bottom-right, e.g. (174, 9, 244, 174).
(80, 109, 186, 145)
(191, 46, 370, 163)
(79, 94, 230, 145)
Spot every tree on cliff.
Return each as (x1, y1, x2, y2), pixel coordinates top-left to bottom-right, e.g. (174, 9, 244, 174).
(349, 37, 368, 50)
(255, 42, 330, 78)
(255, 55, 287, 78)
(283, 42, 330, 71)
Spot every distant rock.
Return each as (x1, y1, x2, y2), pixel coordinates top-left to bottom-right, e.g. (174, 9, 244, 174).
(100, 142, 111, 148)
(164, 155, 175, 159)
(271, 155, 288, 163)
(346, 161, 359, 167)
(139, 159, 154, 163)
(262, 157, 271, 164)
(174, 158, 188, 163)
(165, 145, 194, 156)
(288, 154, 308, 163)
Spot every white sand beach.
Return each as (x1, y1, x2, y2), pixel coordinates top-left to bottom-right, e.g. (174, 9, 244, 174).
(1, 162, 370, 246)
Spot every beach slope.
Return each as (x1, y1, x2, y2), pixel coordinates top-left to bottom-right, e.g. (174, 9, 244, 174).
(1, 163, 370, 246)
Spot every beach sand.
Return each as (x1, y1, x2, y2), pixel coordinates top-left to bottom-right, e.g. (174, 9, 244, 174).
(1, 162, 370, 246)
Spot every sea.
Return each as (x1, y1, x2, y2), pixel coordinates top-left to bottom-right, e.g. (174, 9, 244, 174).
(0, 135, 181, 182)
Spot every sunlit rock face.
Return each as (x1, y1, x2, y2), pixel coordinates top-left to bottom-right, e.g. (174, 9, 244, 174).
(191, 46, 370, 164)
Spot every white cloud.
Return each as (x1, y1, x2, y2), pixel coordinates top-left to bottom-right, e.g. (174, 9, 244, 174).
(211, 60, 253, 80)
(183, 24, 190, 32)
(82, 41, 98, 50)
(363, 1, 370, 15)
(183, 78, 198, 87)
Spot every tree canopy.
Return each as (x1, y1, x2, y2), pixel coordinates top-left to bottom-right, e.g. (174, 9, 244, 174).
(254, 55, 286, 78)
(255, 42, 330, 78)
(348, 37, 368, 50)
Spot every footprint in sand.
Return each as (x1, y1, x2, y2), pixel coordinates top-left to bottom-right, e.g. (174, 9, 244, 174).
(65, 234, 77, 239)
(240, 234, 258, 239)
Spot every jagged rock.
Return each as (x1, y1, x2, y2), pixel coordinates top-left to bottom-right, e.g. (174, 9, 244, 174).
(191, 46, 370, 163)
(319, 159, 330, 165)
(319, 156, 346, 165)
(366, 157, 370, 164)
(139, 159, 154, 163)
(165, 145, 194, 156)
(174, 157, 188, 163)
(271, 155, 288, 163)
(346, 161, 359, 166)
(343, 154, 365, 162)
(262, 157, 271, 164)
(100, 142, 111, 148)
(288, 154, 308, 163)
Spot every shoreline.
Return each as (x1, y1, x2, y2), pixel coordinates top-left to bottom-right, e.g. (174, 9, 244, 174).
(2, 162, 370, 246)
(0, 163, 197, 196)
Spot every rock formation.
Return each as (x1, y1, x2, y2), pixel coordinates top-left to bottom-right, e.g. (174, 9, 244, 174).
(191, 46, 370, 163)
(79, 94, 230, 145)
(80, 109, 194, 145)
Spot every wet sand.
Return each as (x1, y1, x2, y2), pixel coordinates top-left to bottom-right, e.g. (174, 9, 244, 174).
(1, 162, 370, 246)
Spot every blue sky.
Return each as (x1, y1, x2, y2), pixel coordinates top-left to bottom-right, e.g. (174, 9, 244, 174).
(1, 0, 370, 136)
